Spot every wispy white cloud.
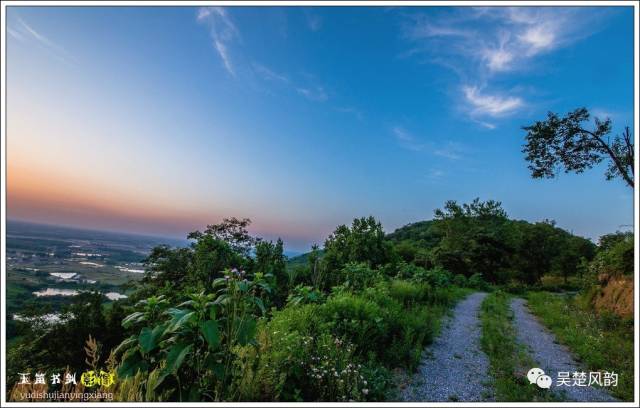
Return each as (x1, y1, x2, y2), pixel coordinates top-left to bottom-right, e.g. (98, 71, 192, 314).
(488, 7, 598, 60)
(336, 106, 364, 121)
(476, 120, 497, 130)
(196, 9, 336, 105)
(434, 142, 465, 160)
(198, 7, 240, 76)
(214, 39, 234, 76)
(252, 63, 289, 83)
(392, 127, 467, 160)
(408, 22, 474, 40)
(519, 25, 555, 55)
(392, 126, 425, 151)
(7, 27, 25, 41)
(296, 86, 328, 102)
(12, 18, 74, 64)
(401, 7, 607, 127)
(463, 86, 523, 117)
(18, 18, 54, 46)
(480, 31, 513, 72)
(251, 62, 330, 104)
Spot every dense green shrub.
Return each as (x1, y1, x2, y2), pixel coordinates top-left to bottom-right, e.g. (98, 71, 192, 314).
(320, 284, 454, 369)
(319, 293, 390, 360)
(286, 285, 324, 306)
(395, 262, 426, 280)
(452, 274, 468, 287)
(115, 269, 269, 401)
(502, 281, 527, 295)
(592, 232, 634, 276)
(468, 272, 490, 291)
(412, 266, 452, 288)
(338, 262, 381, 291)
(234, 328, 369, 401)
(322, 217, 394, 284)
(388, 280, 430, 306)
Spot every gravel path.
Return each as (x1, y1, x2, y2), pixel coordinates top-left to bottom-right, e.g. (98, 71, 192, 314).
(510, 298, 616, 402)
(402, 292, 493, 402)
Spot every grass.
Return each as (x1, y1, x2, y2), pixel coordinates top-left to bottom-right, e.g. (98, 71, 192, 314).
(526, 291, 634, 401)
(479, 291, 558, 402)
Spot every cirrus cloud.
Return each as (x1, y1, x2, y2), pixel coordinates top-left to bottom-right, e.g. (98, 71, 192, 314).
(197, 7, 240, 76)
(400, 7, 609, 127)
(463, 86, 523, 117)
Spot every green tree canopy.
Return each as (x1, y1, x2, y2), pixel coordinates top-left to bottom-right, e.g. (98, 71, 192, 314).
(322, 216, 393, 286)
(522, 107, 634, 187)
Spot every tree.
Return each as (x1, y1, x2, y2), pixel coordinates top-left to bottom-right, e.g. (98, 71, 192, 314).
(255, 238, 287, 304)
(307, 244, 324, 289)
(192, 235, 243, 287)
(431, 198, 510, 280)
(322, 216, 393, 286)
(143, 245, 194, 292)
(514, 221, 561, 284)
(189, 217, 259, 257)
(552, 234, 596, 283)
(522, 108, 634, 188)
(593, 231, 634, 276)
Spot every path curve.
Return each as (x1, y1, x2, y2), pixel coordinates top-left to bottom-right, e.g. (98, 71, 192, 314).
(402, 292, 493, 402)
(510, 297, 616, 402)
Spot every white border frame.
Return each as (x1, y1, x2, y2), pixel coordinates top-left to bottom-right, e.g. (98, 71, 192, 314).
(1, 1, 638, 407)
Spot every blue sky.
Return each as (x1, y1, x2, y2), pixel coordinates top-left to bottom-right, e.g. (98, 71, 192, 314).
(6, 6, 635, 252)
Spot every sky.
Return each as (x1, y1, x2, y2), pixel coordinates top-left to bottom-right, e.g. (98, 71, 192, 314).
(5, 5, 635, 252)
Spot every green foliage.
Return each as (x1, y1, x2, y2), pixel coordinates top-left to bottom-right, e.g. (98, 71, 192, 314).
(501, 281, 528, 295)
(322, 216, 394, 287)
(395, 262, 425, 280)
(235, 328, 369, 401)
(593, 231, 634, 276)
(468, 273, 489, 291)
(192, 236, 243, 288)
(319, 283, 464, 369)
(9, 207, 618, 403)
(230, 279, 466, 401)
(255, 238, 287, 305)
(286, 285, 324, 306)
(522, 108, 634, 187)
(389, 199, 595, 286)
(387, 280, 429, 307)
(232, 303, 375, 401)
(412, 266, 452, 288)
(320, 292, 392, 361)
(6, 291, 123, 383)
(452, 274, 468, 287)
(115, 269, 270, 401)
(189, 217, 257, 257)
(337, 262, 381, 291)
(527, 291, 633, 400)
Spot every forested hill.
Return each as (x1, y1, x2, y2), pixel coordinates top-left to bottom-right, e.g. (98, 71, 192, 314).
(386, 220, 440, 246)
(290, 199, 596, 286)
